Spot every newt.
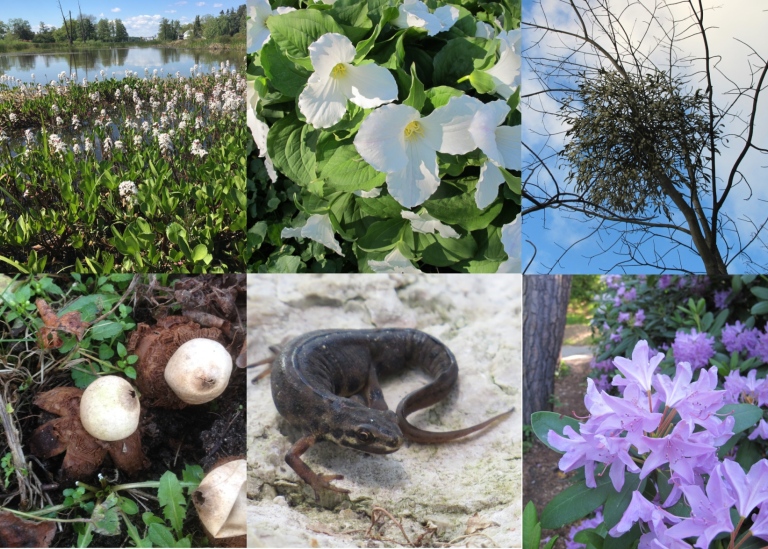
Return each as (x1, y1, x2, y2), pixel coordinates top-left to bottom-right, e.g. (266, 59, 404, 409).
(266, 328, 514, 499)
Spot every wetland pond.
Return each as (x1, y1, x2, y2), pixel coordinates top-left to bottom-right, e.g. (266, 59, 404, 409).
(0, 46, 243, 84)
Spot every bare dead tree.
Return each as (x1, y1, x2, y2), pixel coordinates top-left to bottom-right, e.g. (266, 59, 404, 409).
(57, 0, 72, 46)
(523, 0, 768, 274)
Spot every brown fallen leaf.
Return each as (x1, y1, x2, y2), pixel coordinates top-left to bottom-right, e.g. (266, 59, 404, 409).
(0, 511, 57, 548)
(36, 299, 88, 349)
(465, 512, 497, 535)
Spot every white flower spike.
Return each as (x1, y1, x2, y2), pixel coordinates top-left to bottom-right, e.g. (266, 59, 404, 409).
(281, 213, 344, 256)
(470, 100, 521, 209)
(484, 29, 521, 99)
(393, 0, 459, 37)
(247, 0, 295, 53)
(369, 248, 421, 273)
(299, 33, 398, 129)
(354, 95, 480, 208)
(401, 210, 460, 239)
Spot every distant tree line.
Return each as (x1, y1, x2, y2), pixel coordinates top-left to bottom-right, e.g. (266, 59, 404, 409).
(0, 4, 244, 44)
(158, 6, 246, 41)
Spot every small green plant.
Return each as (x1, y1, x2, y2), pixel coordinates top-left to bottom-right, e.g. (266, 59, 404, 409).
(522, 501, 557, 549)
(1, 452, 14, 489)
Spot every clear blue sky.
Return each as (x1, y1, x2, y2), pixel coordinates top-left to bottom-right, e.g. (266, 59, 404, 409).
(2, 0, 244, 37)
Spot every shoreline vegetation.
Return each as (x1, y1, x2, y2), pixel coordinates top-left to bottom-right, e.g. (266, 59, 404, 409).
(0, 63, 247, 273)
(0, 36, 247, 54)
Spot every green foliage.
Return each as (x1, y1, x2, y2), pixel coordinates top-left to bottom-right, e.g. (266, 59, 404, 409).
(523, 501, 557, 549)
(247, 0, 522, 273)
(0, 69, 246, 272)
(559, 69, 715, 219)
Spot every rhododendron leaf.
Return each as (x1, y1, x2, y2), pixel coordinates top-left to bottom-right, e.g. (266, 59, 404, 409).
(540, 475, 613, 530)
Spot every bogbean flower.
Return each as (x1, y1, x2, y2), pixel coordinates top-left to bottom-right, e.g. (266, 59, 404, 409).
(118, 181, 138, 207)
(393, 0, 459, 36)
(280, 213, 344, 256)
(247, 0, 295, 53)
(482, 29, 521, 100)
(190, 139, 208, 158)
(298, 33, 398, 129)
(354, 95, 481, 208)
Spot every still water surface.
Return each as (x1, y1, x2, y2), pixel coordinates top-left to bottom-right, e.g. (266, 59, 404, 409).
(0, 46, 243, 84)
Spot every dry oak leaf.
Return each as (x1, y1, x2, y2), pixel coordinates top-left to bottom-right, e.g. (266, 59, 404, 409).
(0, 511, 57, 548)
(36, 299, 88, 349)
(29, 386, 147, 481)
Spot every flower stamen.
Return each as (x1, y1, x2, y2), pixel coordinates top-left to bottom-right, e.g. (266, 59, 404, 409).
(331, 63, 347, 79)
(404, 120, 424, 140)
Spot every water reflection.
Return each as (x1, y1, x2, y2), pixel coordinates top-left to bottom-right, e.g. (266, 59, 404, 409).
(0, 47, 242, 83)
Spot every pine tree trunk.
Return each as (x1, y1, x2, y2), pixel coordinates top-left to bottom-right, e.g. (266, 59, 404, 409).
(522, 275, 572, 425)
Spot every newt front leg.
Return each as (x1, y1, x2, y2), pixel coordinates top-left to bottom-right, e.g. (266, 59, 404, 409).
(285, 435, 350, 501)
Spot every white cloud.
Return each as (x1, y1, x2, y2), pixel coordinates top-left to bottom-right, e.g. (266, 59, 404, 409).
(196, 1, 205, 5)
(111, 7, 121, 12)
(213, 2, 223, 6)
(123, 14, 164, 37)
(166, 9, 177, 13)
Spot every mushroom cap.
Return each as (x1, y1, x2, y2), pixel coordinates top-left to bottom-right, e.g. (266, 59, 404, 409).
(193, 459, 246, 539)
(164, 338, 233, 404)
(79, 376, 140, 442)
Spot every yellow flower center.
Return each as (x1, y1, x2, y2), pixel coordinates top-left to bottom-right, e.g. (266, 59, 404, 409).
(331, 63, 347, 78)
(404, 120, 424, 140)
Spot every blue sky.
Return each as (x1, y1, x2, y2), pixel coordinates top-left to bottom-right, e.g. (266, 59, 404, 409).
(2, 0, 244, 37)
(522, 0, 768, 274)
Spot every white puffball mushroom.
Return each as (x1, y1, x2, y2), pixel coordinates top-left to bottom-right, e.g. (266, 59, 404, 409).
(193, 459, 246, 539)
(164, 338, 233, 405)
(80, 375, 140, 441)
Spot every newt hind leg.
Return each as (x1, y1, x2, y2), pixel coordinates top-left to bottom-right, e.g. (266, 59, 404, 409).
(285, 435, 350, 501)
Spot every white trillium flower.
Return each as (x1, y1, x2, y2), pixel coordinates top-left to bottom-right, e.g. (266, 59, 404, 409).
(298, 33, 398, 129)
(469, 100, 521, 209)
(369, 248, 420, 273)
(246, 86, 277, 182)
(475, 21, 495, 39)
(498, 214, 521, 273)
(402, 210, 460, 239)
(484, 29, 521, 99)
(354, 188, 382, 198)
(354, 95, 481, 208)
(393, 0, 459, 36)
(281, 213, 344, 256)
(247, 0, 295, 53)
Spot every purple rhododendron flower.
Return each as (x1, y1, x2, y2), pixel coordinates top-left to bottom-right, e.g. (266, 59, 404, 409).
(720, 459, 768, 518)
(751, 503, 768, 542)
(713, 289, 731, 309)
(634, 309, 645, 327)
(753, 330, 768, 362)
(657, 275, 673, 289)
(566, 509, 604, 549)
(618, 311, 631, 324)
(666, 471, 734, 549)
(613, 340, 663, 393)
(672, 329, 715, 370)
(721, 321, 760, 355)
(723, 369, 767, 405)
(748, 419, 768, 441)
(609, 491, 680, 537)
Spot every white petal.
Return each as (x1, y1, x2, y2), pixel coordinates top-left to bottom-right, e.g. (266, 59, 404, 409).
(498, 214, 521, 273)
(246, 84, 260, 111)
(496, 124, 521, 170)
(470, 100, 511, 166)
(476, 160, 505, 209)
(247, 0, 273, 52)
(433, 5, 459, 32)
(274, 6, 296, 13)
(369, 248, 420, 273)
(402, 210, 460, 238)
(281, 214, 344, 256)
(246, 105, 277, 183)
(425, 95, 482, 155)
(345, 63, 398, 108)
(485, 31, 521, 99)
(475, 21, 495, 39)
(308, 33, 356, 78)
(354, 188, 382, 198)
(264, 156, 278, 183)
(386, 137, 440, 208)
(355, 104, 418, 173)
(298, 71, 349, 129)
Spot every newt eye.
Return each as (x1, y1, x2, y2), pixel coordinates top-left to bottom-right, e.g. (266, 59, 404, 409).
(355, 428, 373, 443)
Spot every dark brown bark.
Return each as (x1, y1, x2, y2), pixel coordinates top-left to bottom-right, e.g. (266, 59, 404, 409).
(522, 275, 572, 425)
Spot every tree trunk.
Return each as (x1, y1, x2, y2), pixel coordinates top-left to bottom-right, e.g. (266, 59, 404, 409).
(522, 275, 572, 425)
